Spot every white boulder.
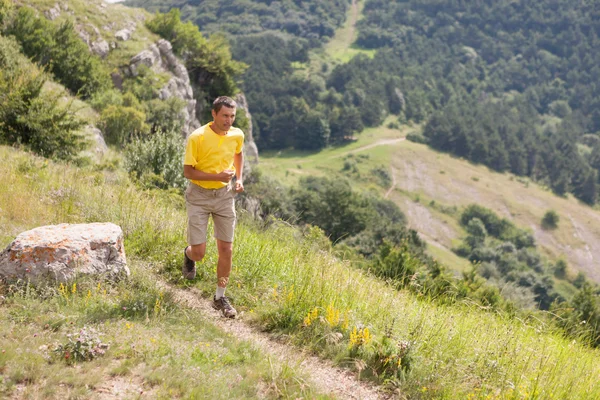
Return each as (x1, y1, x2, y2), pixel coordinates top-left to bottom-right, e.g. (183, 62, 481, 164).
(0, 223, 129, 284)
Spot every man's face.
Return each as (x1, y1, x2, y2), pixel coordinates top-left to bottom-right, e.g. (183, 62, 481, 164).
(211, 106, 236, 133)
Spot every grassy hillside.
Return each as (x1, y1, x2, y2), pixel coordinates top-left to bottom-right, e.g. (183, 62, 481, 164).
(322, 0, 375, 64)
(387, 139, 600, 281)
(3, 142, 600, 398)
(260, 121, 600, 289)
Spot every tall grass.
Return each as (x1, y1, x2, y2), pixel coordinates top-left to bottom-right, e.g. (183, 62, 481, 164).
(2, 146, 600, 398)
(0, 263, 324, 398)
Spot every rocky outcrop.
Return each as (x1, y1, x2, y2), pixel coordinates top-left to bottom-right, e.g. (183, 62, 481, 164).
(124, 39, 200, 135)
(89, 126, 108, 156)
(234, 93, 259, 167)
(0, 223, 129, 285)
(91, 39, 110, 58)
(44, 3, 68, 20)
(115, 29, 132, 41)
(75, 23, 112, 59)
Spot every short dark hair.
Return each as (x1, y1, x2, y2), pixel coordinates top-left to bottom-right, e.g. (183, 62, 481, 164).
(212, 96, 237, 113)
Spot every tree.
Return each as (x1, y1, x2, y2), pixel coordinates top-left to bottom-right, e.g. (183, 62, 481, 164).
(0, 36, 86, 160)
(296, 111, 330, 150)
(541, 210, 560, 230)
(465, 218, 487, 249)
(292, 176, 372, 242)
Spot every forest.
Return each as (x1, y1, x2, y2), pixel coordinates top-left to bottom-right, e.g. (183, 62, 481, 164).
(128, 0, 600, 204)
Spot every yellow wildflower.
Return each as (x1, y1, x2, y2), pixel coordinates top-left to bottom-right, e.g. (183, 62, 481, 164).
(304, 307, 319, 327)
(286, 286, 295, 303)
(326, 303, 340, 327)
(349, 327, 359, 348)
(341, 310, 349, 330)
(363, 327, 371, 344)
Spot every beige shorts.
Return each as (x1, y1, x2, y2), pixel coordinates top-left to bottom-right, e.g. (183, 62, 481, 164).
(185, 183, 236, 244)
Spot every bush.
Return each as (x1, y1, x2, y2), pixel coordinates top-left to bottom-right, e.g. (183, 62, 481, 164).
(554, 258, 568, 279)
(122, 65, 170, 101)
(99, 105, 148, 146)
(89, 89, 123, 111)
(292, 176, 372, 242)
(406, 132, 429, 144)
(145, 97, 187, 134)
(124, 129, 187, 190)
(0, 0, 13, 27)
(0, 36, 86, 160)
(371, 166, 391, 188)
(542, 209, 559, 230)
(7, 8, 111, 98)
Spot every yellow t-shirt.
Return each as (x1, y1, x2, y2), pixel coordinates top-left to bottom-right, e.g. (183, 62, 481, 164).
(183, 123, 245, 189)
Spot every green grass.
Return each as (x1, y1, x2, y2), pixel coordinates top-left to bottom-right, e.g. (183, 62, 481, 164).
(259, 117, 408, 186)
(0, 147, 327, 398)
(323, 0, 376, 64)
(3, 145, 600, 398)
(0, 265, 324, 399)
(294, 0, 376, 79)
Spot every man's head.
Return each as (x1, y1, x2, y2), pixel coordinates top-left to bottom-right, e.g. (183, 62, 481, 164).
(212, 96, 237, 114)
(211, 96, 237, 133)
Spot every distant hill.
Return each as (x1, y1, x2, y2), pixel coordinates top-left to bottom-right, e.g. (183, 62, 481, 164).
(331, 0, 600, 204)
(124, 0, 350, 39)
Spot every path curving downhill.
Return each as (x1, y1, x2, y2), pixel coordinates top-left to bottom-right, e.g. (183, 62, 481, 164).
(163, 283, 389, 400)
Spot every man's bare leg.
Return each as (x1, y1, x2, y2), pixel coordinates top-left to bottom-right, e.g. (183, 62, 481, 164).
(183, 243, 206, 280)
(216, 239, 233, 290)
(213, 239, 236, 317)
(187, 243, 206, 262)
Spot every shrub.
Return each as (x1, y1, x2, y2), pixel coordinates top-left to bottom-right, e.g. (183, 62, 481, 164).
(0, 36, 86, 160)
(370, 241, 420, 285)
(7, 8, 111, 98)
(89, 89, 123, 111)
(49, 20, 111, 98)
(542, 209, 559, 230)
(406, 132, 429, 144)
(122, 65, 170, 101)
(554, 258, 568, 279)
(0, 0, 13, 27)
(371, 166, 391, 188)
(124, 129, 186, 190)
(98, 105, 148, 146)
(145, 97, 187, 134)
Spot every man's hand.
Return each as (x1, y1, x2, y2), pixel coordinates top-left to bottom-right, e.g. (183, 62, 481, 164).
(235, 180, 244, 193)
(216, 169, 235, 183)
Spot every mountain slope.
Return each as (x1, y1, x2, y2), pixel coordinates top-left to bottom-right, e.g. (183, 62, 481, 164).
(389, 140, 600, 282)
(3, 144, 600, 398)
(260, 123, 600, 286)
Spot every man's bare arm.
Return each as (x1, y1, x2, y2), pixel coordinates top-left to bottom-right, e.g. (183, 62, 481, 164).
(183, 165, 234, 182)
(233, 151, 244, 192)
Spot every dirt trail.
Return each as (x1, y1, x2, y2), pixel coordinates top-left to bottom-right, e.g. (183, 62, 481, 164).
(385, 166, 397, 199)
(162, 283, 387, 400)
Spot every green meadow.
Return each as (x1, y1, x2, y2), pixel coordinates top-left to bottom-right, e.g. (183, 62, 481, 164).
(2, 144, 600, 398)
